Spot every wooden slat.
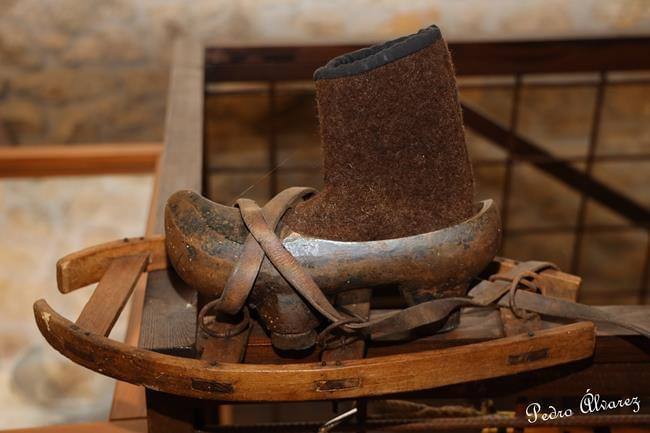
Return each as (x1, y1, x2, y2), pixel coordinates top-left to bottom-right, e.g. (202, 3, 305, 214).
(198, 323, 251, 363)
(243, 308, 503, 365)
(138, 36, 203, 351)
(0, 120, 11, 145)
(150, 39, 204, 235)
(138, 36, 204, 431)
(76, 255, 148, 337)
(450, 37, 650, 76)
(56, 236, 166, 294)
(493, 257, 581, 301)
(197, 310, 252, 426)
(109, 274, 148, 420)
(497, 259, 579, 337)
(204, 38, 650, 83)
(0, 143, 161, 177)
(2, 419, 146, 433)
(139, 269, 197, 356)
(110, 155, 163, 421)
(499, 307, 543, 337)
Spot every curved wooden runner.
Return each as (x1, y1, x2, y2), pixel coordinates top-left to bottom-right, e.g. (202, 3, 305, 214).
(41, 236, 597, 401)
(34, 298, 594, 401)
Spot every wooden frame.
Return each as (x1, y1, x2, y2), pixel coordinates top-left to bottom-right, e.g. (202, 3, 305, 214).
(109, 37, 205, 427)
(45, 231, 626, 401)
(204, 37, 650, 305)
(39, 231, 650, 401)
(35, 300, 597, 401)
(2, 420, 146, 433)
(17, 36, 650, 433)
(204, 37, 650, 82)
(0, 143, 161, 177)
(143, 36, 650, 431)
(31, 227, 650, 426)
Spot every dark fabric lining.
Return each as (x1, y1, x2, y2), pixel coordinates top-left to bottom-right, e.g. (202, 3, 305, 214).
(314, 25, 441, 80)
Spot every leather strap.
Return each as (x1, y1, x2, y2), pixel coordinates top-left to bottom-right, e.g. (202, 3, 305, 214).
(207, 189, 650, 342)
(203, 187, 316, 317)
(498, 290, 650, 338)
(237, 197, 350, 324)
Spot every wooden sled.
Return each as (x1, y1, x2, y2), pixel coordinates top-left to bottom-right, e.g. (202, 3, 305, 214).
(35, 236, 596, 402)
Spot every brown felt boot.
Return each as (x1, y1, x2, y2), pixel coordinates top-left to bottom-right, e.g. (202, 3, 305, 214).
(284, 25, 474, 244)
(165, 25, 485, 351)
(283, 25, 476, 316)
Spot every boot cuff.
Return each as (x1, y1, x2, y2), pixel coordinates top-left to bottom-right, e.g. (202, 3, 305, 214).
(314, 25, 442, 80)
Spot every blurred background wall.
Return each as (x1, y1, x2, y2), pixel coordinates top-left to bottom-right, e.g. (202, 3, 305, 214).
(0, 175, 151, 428)
(1, 0, 649, 145)
(0, 0, 649, 430)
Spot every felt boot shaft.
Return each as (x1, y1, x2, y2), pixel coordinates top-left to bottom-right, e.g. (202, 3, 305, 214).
(284, 25, 474, 242)
(165, 26, 487, 351)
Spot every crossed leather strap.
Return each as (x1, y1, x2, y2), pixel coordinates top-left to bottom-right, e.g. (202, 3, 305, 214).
(199, 187, 650, 342)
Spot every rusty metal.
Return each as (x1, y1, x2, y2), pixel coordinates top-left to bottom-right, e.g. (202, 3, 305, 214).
(498, 73, 523, 236)
(569, 71, 607, 279)
(461, 104, 650, 227)
(641, 233, 650, 304)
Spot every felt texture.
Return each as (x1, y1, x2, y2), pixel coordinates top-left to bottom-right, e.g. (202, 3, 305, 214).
(284, 29, 474, 241)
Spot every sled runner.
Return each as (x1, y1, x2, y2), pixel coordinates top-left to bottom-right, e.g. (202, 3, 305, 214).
(37, 219, 650, 401)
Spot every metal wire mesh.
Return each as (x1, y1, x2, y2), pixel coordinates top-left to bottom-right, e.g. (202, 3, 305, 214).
(203, 39, 650, 305)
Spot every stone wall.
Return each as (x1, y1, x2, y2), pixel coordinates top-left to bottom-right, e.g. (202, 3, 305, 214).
(0, 175, 152, 429)
(1, 0, 649, 145)
(0, 1, 648, 429)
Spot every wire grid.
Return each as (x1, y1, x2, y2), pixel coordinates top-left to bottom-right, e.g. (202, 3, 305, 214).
(203, 43, 650, 305)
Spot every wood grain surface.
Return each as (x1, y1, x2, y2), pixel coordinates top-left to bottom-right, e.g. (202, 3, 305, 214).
(56, 236, 166, 294)
(76, 255, 148, 337)
(34, 300, 596, 402)
(0, 143, 161, 178)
